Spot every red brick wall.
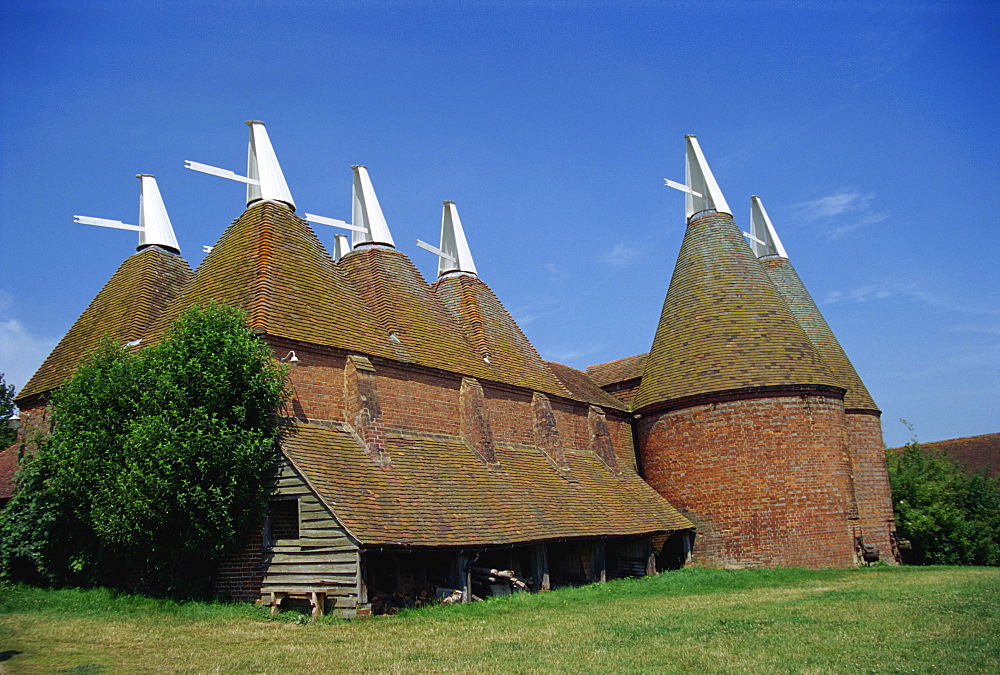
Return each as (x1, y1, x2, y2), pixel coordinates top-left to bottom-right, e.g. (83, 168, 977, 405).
(637, 395, 857, 568)
(213, 527, 265, 601)
(847, 413, 897, 561)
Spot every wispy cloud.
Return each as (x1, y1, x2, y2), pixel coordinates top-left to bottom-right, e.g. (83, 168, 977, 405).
(0, 318, 58, 393)
(541, 342, 603, 364)
(600, 242, 645, 267)
(791, 189, 889, 238)
(822, 281, 1000, 318)
(545, 264, 568, 283)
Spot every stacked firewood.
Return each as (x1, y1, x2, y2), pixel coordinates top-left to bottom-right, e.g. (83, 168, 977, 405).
(471, 566, 530, 592)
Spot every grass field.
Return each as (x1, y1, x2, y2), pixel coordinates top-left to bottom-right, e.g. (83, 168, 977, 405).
(1, 566, 998, 673)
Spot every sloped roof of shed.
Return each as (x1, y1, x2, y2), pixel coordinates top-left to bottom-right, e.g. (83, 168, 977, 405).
(761, 256, 878, 412)
(431, 273, 570, 398)
(545, 361, 627, 411)
(633, 213, 839, 412)
(17, 246, 192, 402)
(586, 353, 648, 388)
(283, 422, 692, 547)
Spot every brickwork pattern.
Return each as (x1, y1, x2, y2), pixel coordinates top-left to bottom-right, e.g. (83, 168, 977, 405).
(532, 393, 569, 471)
(212, 527, 265, 601)
(343, 355, 389, 466)
(461, 378, 499, 467)
(638, 395, 857, 568)
(847, 413, 897, 559)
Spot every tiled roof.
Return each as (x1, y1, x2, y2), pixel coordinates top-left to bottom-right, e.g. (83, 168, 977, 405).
(17, 247, 192, 402)
(586, 353, 648, 387)
(432, 274, 570, 397)
(147, 201, 388, 356)
(633, 213, 839, 412)
(761, 256, 878, 412)
(891, 432, 1000, 478)
(545, 361, 627, 411)
(0, 446, 18, 500)
(283, 422, 692, 547)
(339, 248, 498, 380)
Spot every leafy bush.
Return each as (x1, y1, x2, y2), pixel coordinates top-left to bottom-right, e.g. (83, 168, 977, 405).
(0, 304, 288, 594)
(888, 440, 1000, 565)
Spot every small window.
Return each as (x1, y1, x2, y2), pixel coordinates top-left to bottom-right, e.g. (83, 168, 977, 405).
(269, 499, 299, 540)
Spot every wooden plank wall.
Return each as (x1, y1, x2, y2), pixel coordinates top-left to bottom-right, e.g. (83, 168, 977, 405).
(260, 457, 361, 612)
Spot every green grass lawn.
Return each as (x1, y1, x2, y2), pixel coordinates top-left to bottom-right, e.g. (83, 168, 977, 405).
(1, 566, 997, 673)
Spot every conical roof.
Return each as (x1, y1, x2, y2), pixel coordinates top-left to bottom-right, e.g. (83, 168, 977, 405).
(632, 212, 840, 412)
(17, 246, 192, 402)
(760, 256, 878, 412)
(338, 246, 498, 379)
(149, 201, 385, 355)
(432, 273, 570, 397)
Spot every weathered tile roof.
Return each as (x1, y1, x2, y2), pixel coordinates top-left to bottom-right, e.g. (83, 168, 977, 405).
(761, 256, 878, 412)
(17, 246, 192, 402)
(283, 422, 692, 547)
(545, 361, 627, 411)
(586, 353, 648, 387)
(148, 201, 387, 356)
(633, 213, 839, 412)
(432, 274, 570, 397)
(339, 248, 498, 381)
(890, 432, 1000, 478)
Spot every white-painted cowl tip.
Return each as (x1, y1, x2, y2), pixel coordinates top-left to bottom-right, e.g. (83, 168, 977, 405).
(351, 165, 395, 248)
(750, 196, 788, 259)
(684, 135, 731, 220)
(246, 121, 295, 209)
(137, 175, 180, 254)
(438, 201, 477, 277)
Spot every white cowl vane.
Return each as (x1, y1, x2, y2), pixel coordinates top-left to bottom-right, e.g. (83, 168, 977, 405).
(74, 174, 180, 254)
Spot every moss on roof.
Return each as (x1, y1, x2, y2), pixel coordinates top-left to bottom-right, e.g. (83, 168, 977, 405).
(761, 256, 878, 412)
(339, 248, 499, 380)
(545, 361, 627, 410)
(147, 201, 387, 356)
(432, 274, 570, 397)
(633, 213, 839, 412)
(587, 353, 649, 387)
(17, 246, 192, 402)
(283, 422, 692, 547)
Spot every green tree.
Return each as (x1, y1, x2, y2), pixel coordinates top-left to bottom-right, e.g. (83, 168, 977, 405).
(0, 304, 288, 594)
(888, 440, 1000, 566)
(0, 373, 15, 448)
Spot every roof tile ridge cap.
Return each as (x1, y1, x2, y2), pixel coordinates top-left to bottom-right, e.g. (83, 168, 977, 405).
(250, 203, 278, 331)
(458, 275, 491, 359)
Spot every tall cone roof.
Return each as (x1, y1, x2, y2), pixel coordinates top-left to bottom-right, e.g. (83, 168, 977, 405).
(432, 273, 570, 398)
(17, 246, 192, 402)
(632, 212, 839, 412)
(753, 198, 878, 412)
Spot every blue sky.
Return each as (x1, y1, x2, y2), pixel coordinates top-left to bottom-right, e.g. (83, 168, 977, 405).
(1, 1, 997, 448)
